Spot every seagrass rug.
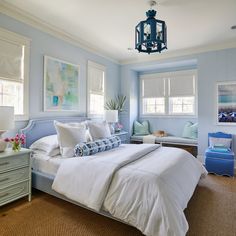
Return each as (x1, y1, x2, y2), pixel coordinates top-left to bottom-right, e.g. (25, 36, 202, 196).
(0, 174, 235, 236)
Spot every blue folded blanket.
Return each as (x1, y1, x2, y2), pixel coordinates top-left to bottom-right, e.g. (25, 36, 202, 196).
(210, 146, 230, 153)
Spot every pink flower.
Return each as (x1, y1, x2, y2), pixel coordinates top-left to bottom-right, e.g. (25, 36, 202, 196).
(4, 138, 10, 142)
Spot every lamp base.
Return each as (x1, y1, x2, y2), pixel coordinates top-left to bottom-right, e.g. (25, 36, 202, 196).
(108, 123, 115, 134)
(0, 131, 7, 152)
(0, 139, 7, 152)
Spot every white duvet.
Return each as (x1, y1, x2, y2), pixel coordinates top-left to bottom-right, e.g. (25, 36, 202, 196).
(52, 144, 207, 236)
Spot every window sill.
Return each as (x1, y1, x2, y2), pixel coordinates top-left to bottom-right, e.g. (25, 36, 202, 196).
(140, 114, 198, 119)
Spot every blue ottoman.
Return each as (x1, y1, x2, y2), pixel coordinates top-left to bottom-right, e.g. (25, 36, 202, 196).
(205, 148, 235, 177)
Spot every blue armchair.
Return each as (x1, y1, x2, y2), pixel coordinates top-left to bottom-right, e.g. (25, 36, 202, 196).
(205, 132, 235, 177)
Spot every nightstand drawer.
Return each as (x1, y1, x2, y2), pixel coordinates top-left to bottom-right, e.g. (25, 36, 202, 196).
(0, 167, 29, 188)
(0, 154, 29, 172)
(0, 181, 29, 206)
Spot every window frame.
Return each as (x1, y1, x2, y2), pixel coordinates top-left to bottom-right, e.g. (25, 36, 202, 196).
(140, 70, 197, 118)
(0, 27, 30, 121)
(87, 60, 106, 118)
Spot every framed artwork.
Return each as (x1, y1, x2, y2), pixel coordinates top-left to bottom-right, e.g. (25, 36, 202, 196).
(217, 81, 236, 125)
(44, 56, 79, 111)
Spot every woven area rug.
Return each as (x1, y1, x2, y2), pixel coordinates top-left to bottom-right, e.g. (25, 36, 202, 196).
(0, 175, 235, 236)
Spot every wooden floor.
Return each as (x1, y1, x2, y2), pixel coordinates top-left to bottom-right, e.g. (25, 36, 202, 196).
(0, 174, 235, 236)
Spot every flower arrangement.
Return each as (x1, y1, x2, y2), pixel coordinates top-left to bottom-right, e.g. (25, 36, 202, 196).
(115, 123, 123, 132)
(4, 134, 26, 152)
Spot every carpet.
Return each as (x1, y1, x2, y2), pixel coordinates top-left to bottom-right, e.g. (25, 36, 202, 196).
(0, 174, 235, 236)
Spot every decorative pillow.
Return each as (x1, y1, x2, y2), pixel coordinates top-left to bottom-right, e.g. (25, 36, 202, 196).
(67, 122, 92, 142)
(74, 136, 121, 157)
(182, 122, 198, 139)
(209, 137, 232, 148)
(54, 121, 87, 158)
(30, 135, 60, 156)
(87, 121, 111, 141)
(133, 120, 150, 136)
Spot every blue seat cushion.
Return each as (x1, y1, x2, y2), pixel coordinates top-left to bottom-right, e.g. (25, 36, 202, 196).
(205, 148, 234, 159)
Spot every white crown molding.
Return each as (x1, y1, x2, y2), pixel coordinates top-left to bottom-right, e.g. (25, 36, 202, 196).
(0, 1, 119, 64)
(120, 41, 236, 65)
(1, 1, 236, 66)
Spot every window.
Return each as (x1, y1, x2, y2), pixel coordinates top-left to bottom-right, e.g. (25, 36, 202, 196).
(0, 27, 30, 120)
(87, 61, 105, 117)
(140, 70, 197, 116)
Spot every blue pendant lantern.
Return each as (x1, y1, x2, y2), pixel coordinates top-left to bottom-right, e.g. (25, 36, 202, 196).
(135, 0, 167, 54)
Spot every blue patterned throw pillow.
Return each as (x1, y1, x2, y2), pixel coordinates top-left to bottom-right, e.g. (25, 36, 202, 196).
(74, 136, 121, 157)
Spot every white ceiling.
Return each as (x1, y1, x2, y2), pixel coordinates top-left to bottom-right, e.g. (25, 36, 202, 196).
(2, 0, 236, 63)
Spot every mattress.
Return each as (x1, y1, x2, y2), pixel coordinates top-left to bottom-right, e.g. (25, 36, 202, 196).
(31, 151, 65, 176)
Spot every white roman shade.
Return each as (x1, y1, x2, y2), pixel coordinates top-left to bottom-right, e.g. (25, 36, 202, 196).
(140, 69, 197, 116)
(141, 76, 165, 98)
(169, 73, 195, 97)
(88, 61, 105, 94)
(0, 39, 23, 81)
(0, 27, 30, 120)
(87, 60, 106, 117)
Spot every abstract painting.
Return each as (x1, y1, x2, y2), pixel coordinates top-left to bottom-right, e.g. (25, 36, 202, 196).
(44, 56, 79, 111)
(217, 82, 236, 124)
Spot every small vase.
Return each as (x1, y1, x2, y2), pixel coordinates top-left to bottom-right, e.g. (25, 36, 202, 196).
(12, 143, 21, 152)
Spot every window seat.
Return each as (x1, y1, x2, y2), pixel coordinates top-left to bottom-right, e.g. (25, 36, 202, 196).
(130, 135, 198, 157)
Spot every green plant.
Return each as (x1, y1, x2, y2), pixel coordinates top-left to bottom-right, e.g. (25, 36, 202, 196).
(105, 95, 126, 113)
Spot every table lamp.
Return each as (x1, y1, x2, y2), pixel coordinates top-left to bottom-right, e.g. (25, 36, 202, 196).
(104, 110, 118, 134)
(0, 106, 14, 152)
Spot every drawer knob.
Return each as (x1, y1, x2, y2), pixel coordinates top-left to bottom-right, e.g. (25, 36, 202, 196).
(0, 177, 9, 183)
(0, 162, 9, 166)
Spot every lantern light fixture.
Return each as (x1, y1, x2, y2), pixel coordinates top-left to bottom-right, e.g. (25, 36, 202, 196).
(135, 0, 167, 54)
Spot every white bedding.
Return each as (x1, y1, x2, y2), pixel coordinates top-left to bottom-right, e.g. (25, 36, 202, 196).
(52, 144, 207, 236)
(31, 151, 65, 176)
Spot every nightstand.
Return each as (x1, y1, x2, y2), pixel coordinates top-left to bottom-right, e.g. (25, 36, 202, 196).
(114, 131, 128, 143)
(0, 148, 31, 206)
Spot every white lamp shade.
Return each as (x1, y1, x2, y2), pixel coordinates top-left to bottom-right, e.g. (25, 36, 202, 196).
(0, 106, 14, 131)
(104, 110, 118, 123)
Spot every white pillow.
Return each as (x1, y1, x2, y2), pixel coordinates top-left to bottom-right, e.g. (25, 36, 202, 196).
(67, 122, 92, 142)
(30, 135, 60, 157)
(209, 137, 232, 148)
(87, 121, 111, 141)
(54, 121, 87, 158)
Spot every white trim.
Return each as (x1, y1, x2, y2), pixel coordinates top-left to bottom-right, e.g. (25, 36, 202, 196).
(1, 2, 236, 65)
(0, 1, 119, 64)
(121, 41, 236, 65)
(0, 27, 30, 121)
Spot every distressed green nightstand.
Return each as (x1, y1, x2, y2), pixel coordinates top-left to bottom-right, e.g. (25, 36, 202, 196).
(0, 148, 31, 206)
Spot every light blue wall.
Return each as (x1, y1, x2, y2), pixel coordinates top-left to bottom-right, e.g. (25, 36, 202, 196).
(120, 48, 236, 156)
(0, 13, 120, 135)
(197, 49, 236, 155)
(120, 66, 138, 136)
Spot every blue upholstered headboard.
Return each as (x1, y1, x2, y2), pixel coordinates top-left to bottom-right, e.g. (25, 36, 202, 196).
(20, 116, 88, 148)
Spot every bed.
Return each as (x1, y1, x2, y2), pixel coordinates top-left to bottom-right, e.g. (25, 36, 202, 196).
(20, 117, 207, 236)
